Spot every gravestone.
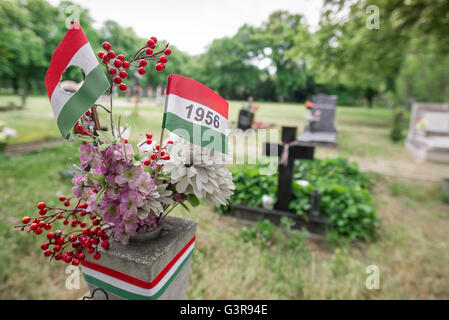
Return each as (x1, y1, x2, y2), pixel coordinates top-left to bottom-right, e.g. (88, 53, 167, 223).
(237, 108, 254, 131)
(263, 126, 315, 211)
(231, 126, 326, 232)
(297, 94, 338, 146)
(406, 102, 449, 163)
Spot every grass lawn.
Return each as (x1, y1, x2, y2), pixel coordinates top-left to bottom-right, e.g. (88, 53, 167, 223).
(0, 95, 448, 299)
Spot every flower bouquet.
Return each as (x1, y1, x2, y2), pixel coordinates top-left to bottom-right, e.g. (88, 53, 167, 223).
(15, 30, 234, 275)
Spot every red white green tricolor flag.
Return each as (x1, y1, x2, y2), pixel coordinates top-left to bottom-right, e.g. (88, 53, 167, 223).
(45, 22, 110, 139)
(80, 236, 195, 300)
(162, 75, 229, 154)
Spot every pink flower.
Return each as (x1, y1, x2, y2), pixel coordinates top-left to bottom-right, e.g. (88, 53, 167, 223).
(79, 143, 101, 169)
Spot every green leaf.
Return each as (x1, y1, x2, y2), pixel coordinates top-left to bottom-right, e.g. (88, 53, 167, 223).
(98, 143, 111, 152)
(179, 201, 191, 212)
(95, 183, 108, 202)
(188, 194, 200, 207)
(97, 130, 115, 143)
(87, 173, 106, 186)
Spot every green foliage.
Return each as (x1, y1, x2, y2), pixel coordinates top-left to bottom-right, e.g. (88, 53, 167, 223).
(217, 164, 277, 214)
(390, 109, 405, 142)
(241, 219, 276, 244)
(223, 158, 379, 241)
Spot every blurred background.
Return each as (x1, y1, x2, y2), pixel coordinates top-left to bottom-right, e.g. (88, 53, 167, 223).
(0, 0, 448, 299)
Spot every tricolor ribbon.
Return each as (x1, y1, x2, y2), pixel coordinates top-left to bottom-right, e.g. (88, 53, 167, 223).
(279, 141, 301, 166)
(81, 235, 195, 300)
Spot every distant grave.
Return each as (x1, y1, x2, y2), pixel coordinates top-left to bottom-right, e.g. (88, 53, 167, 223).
(406, 102, 449, 163)
(297, 94, 338, 146)
(230, 126, 327, 233)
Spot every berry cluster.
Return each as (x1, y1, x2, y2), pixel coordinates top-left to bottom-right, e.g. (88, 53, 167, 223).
(137, 132, 173, 167)
(97, 37, 171, 92)
(16, 196, 111, 265)
(74, 110, 95, 137)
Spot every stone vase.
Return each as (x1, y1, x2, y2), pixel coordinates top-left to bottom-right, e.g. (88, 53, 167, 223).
(80, 216, 197, 300)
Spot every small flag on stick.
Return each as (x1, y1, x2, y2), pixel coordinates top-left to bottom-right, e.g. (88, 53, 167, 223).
(162, 74, 229, 154)
(45, 22, 110, 138)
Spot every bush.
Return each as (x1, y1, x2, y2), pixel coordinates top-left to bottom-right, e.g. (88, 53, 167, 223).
(390, 109, 405, 142)
(220, 158, 380, 241)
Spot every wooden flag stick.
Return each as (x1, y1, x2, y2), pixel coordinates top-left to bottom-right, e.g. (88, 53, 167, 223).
(154, 128, 165, 180)
(91, 105, 101, 132)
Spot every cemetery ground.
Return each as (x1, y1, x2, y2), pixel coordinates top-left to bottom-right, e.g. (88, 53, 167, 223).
(0, 96, 448, 299)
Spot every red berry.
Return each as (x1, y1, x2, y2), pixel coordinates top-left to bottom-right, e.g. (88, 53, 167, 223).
(151, 36, 157, 44)
(155, 144, 160, 150)
(97, 229, 105, 238)
(77, 253, 85, 260)
(155, 63, 164, 71)
(44, 223, 52, 230)
(147, 39, 155, 48)
(85, 110, 91, 116)
(124, 139, 128, 144)
(160, 55, 168, 63)
(72, 259, 80, 266)
(80, 221, 87, 228)
(102, 42, 111, 51)
(76, 125, 84, 133)
(145, 48, 153, 55)
(139, 59, 147, 67)
(138, 67, 146, 75)
(44, 250, 52, 257)
(57, 237, 65, 245)
(84, 240, 92, 248)
(59, 195, 66, 202)
(163, 155, 170, 160)
(109, 67, 117, 75)
(119, 71, 127, 79)
(150, 153, 156, 160)
(35, 228, 43, 235)
(167, 140, 173, 144)
(114, 76, 122, 84)
(98, 52, 105, 59)
(55, 253, 62, 260)
(87, 247, 95, 254)
(63, 220, 69, 225)
(64, 201, 70, 207)
(102, 55, 110, 64)
(146, 133, 153, 139)
(47, 232, 54, 240)
(144, 159, 150, 166)
(22, 216, 31, 224)
(41, 243, 49, 250)
(64, 256, 72, 263)
(146, 139, 152, 145)
(39, 208, 47, 215)
(92, 218, 100, 226)
(164, 48, 172, 56)
(114, 59, 123, 68)
(53, 245, 61, 252)
(101, 241, 110, 249)
(69, 235, 77, 242)
(56, 213, 63, 220)
(122, 61, 130, 69)
(160, 151, 165, 156)
(117, 54, 125, 61)
(107, 50, 115, 59)
(82, 228, 90, 236)
(37, 202, 46, 210)
(93, 252, 101, 260)
(119, 83, 127, 91)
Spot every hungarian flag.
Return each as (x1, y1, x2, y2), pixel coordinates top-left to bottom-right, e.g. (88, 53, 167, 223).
(162, 75, 229, 154)
(45, 22, 110, 138)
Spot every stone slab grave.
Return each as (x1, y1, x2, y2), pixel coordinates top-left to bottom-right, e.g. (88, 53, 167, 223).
(81, 216, 196, 300)
(231, 126, 327, 233)
(406, 102, 449, 163)
(297, 94, 338, 146)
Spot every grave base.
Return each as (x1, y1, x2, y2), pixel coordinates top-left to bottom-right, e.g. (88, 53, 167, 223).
(230, 204, 327, 234)
(81, 216, 197, 300)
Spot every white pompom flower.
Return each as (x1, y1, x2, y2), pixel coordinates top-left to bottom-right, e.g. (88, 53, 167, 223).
(162, 137, 234, 206)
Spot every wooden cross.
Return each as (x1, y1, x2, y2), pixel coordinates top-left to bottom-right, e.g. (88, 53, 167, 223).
(263, 126, 315, 211)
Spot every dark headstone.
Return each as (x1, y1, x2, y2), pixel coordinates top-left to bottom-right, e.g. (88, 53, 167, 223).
(237, 108, 254, 131)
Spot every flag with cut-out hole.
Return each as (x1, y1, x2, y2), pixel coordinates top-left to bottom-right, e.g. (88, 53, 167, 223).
(45, 22, 110, 138)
